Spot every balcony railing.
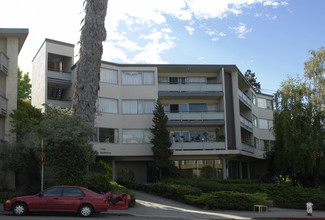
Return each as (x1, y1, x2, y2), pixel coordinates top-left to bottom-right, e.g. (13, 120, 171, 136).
(171, 141, 226, 151)
(0, 52, 9, 76)
(47, 99, 72, 109)
(242, 143, 254, 153)
(0, 95, 8, 117)
(238, 89, 251, 107)
(48, 69, 72, 82)
(166, 111, 224, 121)
(159, 82, 223, 93)
(240, 115, 253, 130)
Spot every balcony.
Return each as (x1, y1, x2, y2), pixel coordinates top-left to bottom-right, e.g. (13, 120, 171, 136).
(0, 95, 8, 117)
(48, 69, 72, 85)
(47, 99, 72, 109)
(238, 89, 251, 108)
(0, 52, 9, 76)
(171, 141, 226, 151)
(159, 82, 223, 97)
(166, 111, 224, 126)
(241, 143, 254, 153)
(240, 115, 253, 132)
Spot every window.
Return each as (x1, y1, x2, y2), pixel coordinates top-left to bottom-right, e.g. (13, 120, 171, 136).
(169, 77, 185, 84)
(97, 98, 118, 113)
(122, 129, 152, 144)
(63, 187, 84, 197)
(257, 98, 267, 108)
(267, 100, 273, 110)
(207, 77, 217, 84)
(90, 128, 119, 143)
(253, 115, 258, 127)
(254, 137, 259, 149)
(252, 94, 256, 105)
(122, 71, 154, 85)
(258, 119, 268, 129)
(99, 128, 118, 143)
(100, 68, 118, 84)
(189, 103, 207, 112)
(43, 187, 63, 196)
(122, 100, 155, 114)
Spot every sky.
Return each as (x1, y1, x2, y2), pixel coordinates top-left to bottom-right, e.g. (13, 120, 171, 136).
(1, 0, 325, 94)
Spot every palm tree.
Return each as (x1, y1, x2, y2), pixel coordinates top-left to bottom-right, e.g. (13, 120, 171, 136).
(72, 0, 108, 126)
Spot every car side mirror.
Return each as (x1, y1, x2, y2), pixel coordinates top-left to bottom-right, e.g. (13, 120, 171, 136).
(38, 193, 43, 197)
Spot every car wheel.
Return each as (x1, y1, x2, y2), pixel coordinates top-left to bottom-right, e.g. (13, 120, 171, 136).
(12, 202, 28, 216)
(79, 204, 93, 217)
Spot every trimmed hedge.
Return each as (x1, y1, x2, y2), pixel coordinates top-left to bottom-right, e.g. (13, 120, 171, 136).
(185, 191, 272, 210)
(120, 178, 325, 210)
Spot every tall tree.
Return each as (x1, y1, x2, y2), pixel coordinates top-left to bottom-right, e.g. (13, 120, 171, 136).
(304, 47, 325, 104)
(17, 66, 31, 100)
(268, 47, 325, 187)
(150, 100, 173, 180)
(72, 0, 108, 126)
(39, 106, 97, 186)
(244, 69, 261, 92)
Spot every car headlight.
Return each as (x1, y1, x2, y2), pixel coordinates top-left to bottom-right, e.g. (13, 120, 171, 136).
(5, 200, 11, 203)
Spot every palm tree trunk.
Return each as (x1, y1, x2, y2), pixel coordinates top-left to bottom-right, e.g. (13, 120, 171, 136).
(72, 0, 108, 126)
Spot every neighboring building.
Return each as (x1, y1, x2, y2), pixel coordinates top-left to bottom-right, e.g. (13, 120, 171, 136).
(0, 28, 28, 189)
(32, 39, 74, 112)
(32, 39, 274, 182)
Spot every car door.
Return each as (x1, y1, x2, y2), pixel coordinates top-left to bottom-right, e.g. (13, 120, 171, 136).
(60, 187, 86, 212)
(29, 187, 64, 211)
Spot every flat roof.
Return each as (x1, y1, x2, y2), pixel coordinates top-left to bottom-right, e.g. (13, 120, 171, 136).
(0, 28, 29, 53)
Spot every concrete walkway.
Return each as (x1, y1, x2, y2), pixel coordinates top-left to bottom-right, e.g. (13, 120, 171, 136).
(107, 190, 325, 219)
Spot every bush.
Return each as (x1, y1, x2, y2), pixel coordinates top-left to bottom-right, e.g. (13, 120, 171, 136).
(185, 191, 272, 210)
(84, 160, 112, 193)
(200, 166, 215, 179)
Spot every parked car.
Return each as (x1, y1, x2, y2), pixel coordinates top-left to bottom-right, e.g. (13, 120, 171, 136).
(3, 186, 109, 217)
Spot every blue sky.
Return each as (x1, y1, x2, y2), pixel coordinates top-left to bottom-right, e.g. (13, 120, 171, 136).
(2, 0, 324, 93)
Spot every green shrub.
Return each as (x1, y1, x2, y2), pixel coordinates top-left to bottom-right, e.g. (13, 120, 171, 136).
(185, 191, 272, 210)
(200, 166, 215, 179)
(84, 160, 112, 193)
(0, 192, 19, 203)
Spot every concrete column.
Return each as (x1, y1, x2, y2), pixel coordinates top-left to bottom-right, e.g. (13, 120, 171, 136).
(222, 159, 227, 179)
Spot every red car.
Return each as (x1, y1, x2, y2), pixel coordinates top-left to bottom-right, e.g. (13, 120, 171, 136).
(3, 186, 109, 217)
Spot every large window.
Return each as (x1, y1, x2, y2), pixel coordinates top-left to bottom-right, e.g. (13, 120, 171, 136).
(97, 98, 118, 113)
(100, 68, 118, 84)
(257, 98, 273, 110)
(91, 128, 119, 143)
(122, 129, 152, 144)
(122, 71, 154, 85)
(122, 100, 155, 114)
(258, 119, 268, 129)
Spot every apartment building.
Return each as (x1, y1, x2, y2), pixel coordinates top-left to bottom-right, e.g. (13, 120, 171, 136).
(0, 28, 28, 189)
(32, 39, 274, 182)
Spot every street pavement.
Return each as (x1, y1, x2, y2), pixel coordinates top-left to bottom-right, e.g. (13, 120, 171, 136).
(2, 189, 325, 219)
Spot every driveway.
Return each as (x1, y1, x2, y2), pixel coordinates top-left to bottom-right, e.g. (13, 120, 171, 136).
(108, 190, 325, 219)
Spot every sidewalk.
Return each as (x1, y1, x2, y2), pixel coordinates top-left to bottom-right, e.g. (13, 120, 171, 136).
(107, 190, 325, 219)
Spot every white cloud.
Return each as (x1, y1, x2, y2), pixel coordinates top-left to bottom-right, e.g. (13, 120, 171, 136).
(185, 26, 195, 35)
(229, 22, 252, 39)
(219, 32, 227, 37)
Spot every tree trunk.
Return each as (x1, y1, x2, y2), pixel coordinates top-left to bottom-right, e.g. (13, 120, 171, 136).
(72, 0, 108, 126)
